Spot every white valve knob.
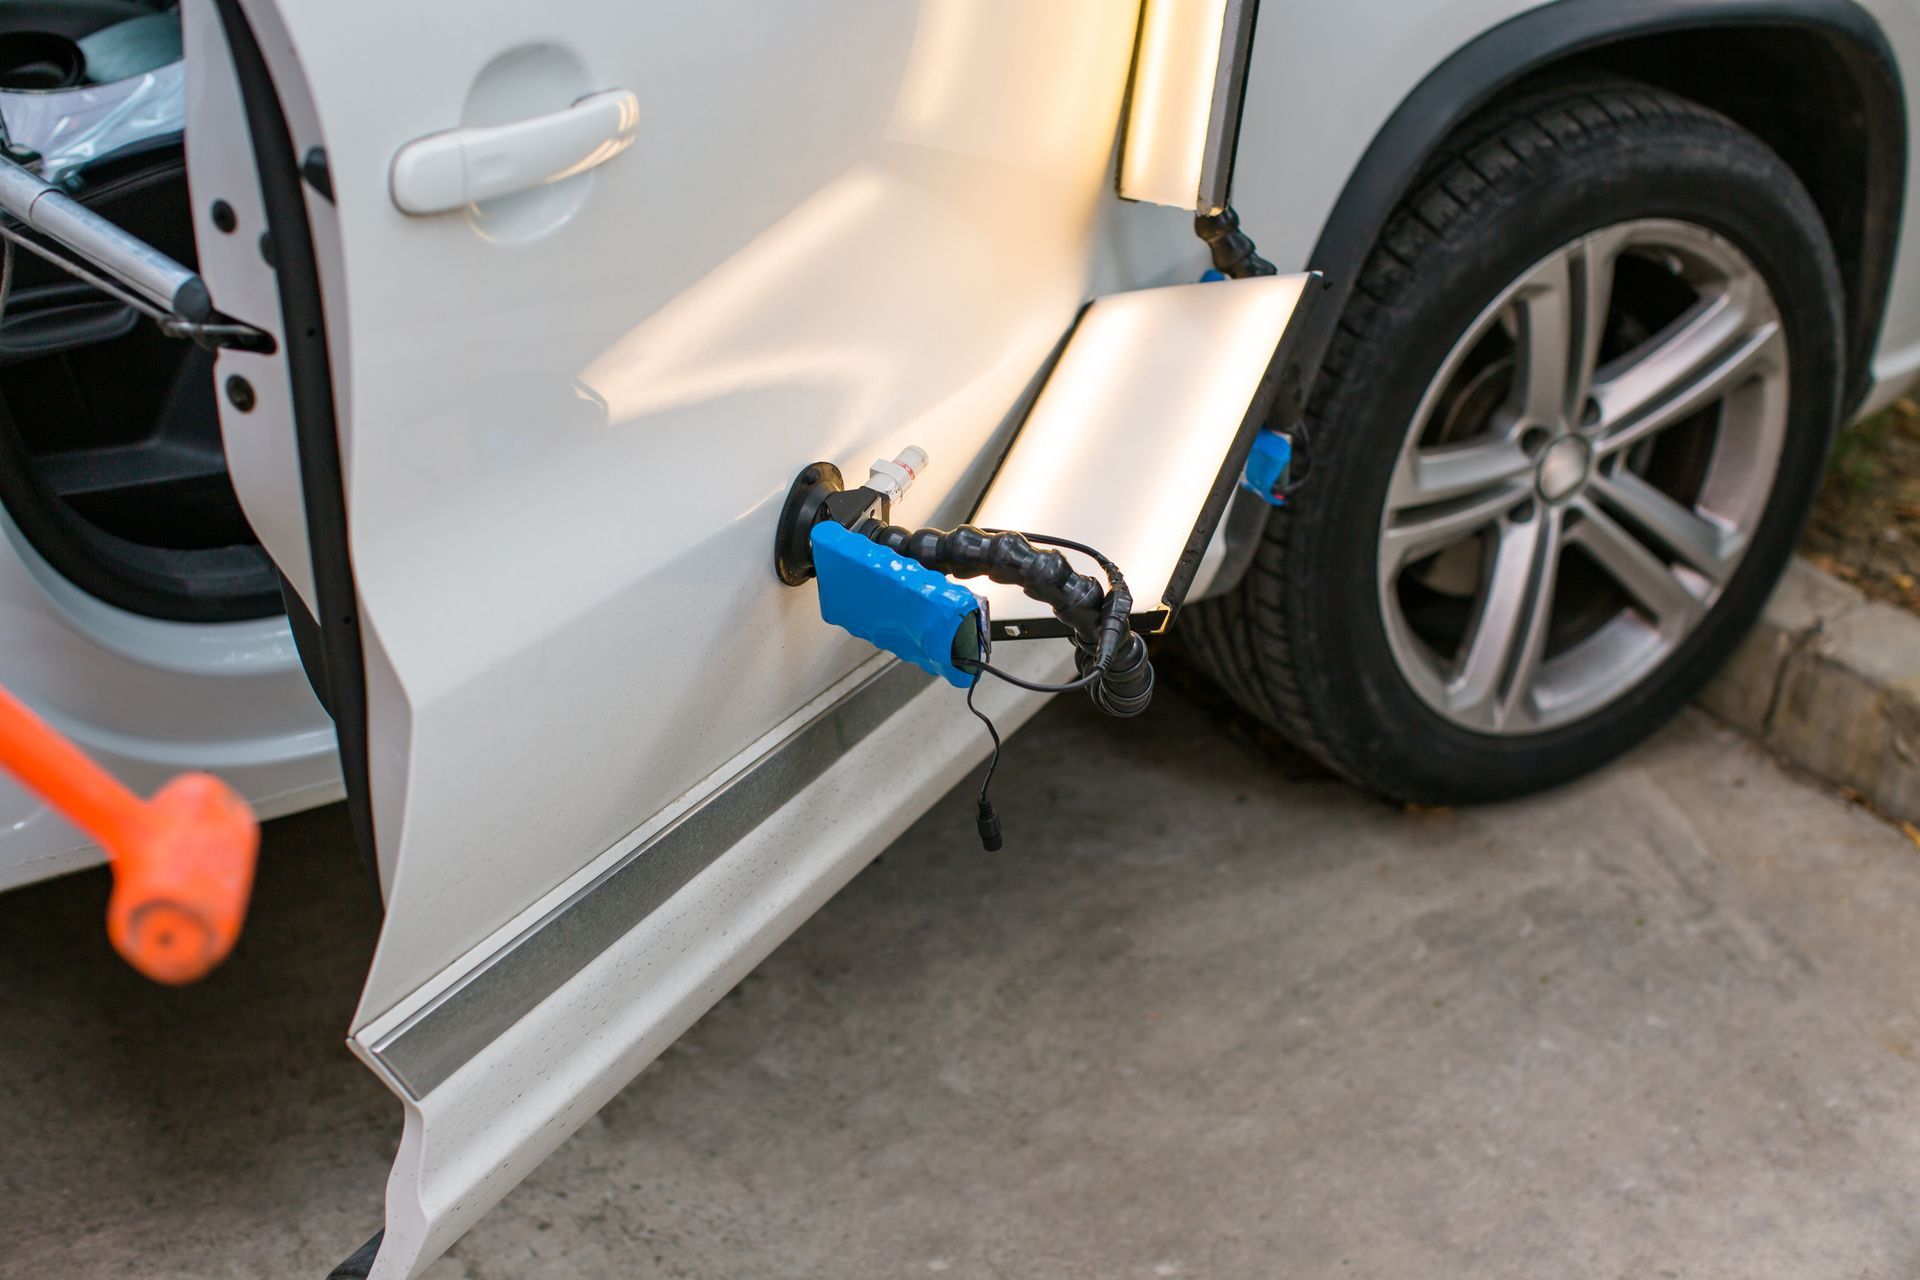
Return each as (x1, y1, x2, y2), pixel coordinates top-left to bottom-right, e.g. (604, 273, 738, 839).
(866, 446, 928, 505)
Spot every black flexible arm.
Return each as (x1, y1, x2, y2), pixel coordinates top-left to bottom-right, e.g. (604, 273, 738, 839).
(1194, 206, 1277, 279)
(856, 520, 1153, 719)
(858, 522, 1109, 649)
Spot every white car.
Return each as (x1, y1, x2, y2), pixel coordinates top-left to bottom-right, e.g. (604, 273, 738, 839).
(0, 0, 1910, 1275)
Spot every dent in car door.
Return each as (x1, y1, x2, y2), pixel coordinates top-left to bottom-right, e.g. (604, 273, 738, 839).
(197, 0, 1151, 1274)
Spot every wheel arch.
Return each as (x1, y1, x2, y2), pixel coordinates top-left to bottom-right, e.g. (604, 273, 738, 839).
(1295, 0, 1906, 419)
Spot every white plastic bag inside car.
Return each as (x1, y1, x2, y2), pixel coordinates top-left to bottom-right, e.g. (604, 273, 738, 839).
(0, 61, 184, 184)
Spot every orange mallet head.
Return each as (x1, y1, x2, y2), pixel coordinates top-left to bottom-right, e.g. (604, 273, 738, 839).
(104, 773, 259, 984)
(0, 683, 259, 984)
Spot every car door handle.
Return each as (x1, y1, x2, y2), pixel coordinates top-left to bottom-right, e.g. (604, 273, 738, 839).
(389, 88, 640, 216)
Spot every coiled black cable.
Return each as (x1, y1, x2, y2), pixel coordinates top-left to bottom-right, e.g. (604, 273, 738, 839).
(865, 526, 1154, 851)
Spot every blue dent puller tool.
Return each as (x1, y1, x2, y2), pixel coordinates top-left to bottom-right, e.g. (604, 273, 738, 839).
(812, 521, 983, 688)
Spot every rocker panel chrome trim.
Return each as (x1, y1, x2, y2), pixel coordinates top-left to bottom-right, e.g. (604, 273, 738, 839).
(370, 660, 928, 1099)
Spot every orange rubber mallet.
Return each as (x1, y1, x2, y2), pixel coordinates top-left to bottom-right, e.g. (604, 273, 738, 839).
(0, 681, 257, 983)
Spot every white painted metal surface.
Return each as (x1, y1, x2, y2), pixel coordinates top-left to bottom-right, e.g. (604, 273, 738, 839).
(183, 0, 316, 611)
(170, 0, 1920, 1275)
(349, 644, 1066, 1280)
(221, 0, 1150, 1038)
(1223, 0, 1920, 415)
(2, 0, 1909, 890)
(0, 2, 342, 894)
(0, 509, 340, 891)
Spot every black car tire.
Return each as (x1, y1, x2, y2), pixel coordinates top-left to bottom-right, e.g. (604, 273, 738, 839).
(1185, 79, 1845, 803)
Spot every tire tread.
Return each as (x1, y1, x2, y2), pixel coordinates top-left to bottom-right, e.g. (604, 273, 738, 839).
(1183, 77, 1842, 799)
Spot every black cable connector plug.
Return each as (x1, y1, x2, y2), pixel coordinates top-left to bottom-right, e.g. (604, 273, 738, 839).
(975, 799, 1003, 852)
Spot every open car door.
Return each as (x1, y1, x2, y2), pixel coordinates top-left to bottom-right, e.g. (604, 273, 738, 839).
(186, 1, 1309, 1274)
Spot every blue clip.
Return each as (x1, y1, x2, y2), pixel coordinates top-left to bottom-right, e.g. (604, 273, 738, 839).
(1199, 268, 1227, 283)
(1241, 430, 1293, 506)
(812, 522, 982, 688)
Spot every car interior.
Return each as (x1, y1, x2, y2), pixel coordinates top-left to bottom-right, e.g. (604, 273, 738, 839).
(0, 1, 278, 622)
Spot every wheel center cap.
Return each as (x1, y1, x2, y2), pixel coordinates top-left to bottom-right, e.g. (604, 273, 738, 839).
(1536, 435, 1591, 503)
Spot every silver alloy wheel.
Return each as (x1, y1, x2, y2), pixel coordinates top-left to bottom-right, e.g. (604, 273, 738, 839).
(1376, 219, 1790, 735)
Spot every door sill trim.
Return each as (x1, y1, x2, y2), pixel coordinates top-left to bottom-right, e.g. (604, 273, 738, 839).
(368, 658, 932, 1099)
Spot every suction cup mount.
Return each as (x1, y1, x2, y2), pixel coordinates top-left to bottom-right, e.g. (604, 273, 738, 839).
(773, 461, 845, 586)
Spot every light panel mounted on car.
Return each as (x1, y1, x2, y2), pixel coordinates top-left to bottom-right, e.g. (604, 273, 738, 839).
(1118, 0, 1261, 212)
(969, 271, 1313, 639)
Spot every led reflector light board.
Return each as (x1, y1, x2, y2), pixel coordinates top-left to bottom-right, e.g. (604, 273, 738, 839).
(1119, 0, 1261, 212)
(969, 272, 1312, 636)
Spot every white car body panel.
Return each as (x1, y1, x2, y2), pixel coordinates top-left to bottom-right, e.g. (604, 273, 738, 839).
(10, 0, 1908, 894)
(0, 0, 347, 894)
(198, 1, 1920, 1274)
(349, 644, 1066, 1279)
(1223, 0, 1920, 416)
(183, 0, 315, 612)
(222, 0, 1165, 1034)
(198, 3, 1211, 1271)
(0, 512, 339, 891)
(9, 0, 1917, 1274)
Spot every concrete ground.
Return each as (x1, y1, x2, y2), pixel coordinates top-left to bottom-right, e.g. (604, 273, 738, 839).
(6, 679, 1920, 1280)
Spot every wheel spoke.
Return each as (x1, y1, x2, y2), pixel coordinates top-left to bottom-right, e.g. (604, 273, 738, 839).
(1509, 255, 1574, 428)
(1564, 229, 1627, 423)
(1381, 480, 1530, 572)
(1593, 295, 1782, 458)
(1508, 230, 1623, 428)
(1566, 498, 1706, 633)
(1387, 435, 1534, 510)
(1448, 507, 1563, 730)
(1589, 467, 1743, 585)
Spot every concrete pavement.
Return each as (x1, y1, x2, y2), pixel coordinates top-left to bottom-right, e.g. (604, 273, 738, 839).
(5, 679, 1920, 1279)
